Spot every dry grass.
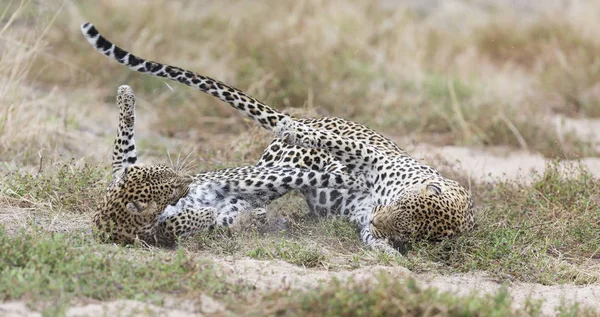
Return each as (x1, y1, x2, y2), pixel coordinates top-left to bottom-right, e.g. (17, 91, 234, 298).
(0, 0, 596, 161)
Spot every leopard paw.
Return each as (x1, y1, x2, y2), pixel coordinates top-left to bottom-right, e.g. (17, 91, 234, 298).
(274, 117, 319, 149)
(273, 117, 297, 143)
(371, 240, 402, 256)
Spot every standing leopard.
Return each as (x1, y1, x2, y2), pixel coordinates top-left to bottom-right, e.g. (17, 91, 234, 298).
(98, 85, 366, 246)
(83, 23, 475, 253)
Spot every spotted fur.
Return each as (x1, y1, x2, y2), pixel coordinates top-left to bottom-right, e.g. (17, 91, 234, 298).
(83, 23, 475, 252)
(96, 86, 366, 246)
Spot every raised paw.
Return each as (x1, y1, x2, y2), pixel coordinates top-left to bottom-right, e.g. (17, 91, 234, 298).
(273, 117, 318, 149)
(273, 117, 298, 143)
(117, 85, 136, 118)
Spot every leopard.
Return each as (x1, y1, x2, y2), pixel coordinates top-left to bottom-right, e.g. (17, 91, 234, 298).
(273, 117, 475, 248)
(97, 85, 366, 247)
(82, 22, 475, 253)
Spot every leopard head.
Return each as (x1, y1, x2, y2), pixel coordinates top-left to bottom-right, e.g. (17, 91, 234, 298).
(370, 177, 475, 247)
(94, 164, 193, 245)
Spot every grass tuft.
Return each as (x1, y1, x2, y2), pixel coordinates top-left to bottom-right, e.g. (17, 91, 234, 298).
(247, 239, 326, 268)
(1, 160, 108, 213)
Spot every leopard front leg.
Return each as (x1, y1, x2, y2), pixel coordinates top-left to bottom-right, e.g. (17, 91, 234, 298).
(347, 198, 401, 256)
(156, 206, 217, 247)
(359, 226, 401, 255)
(214, 196, 268, 228)
(112, 85, 138, 179)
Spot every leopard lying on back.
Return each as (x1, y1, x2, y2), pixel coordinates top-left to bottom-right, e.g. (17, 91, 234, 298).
(97, 85, 365, 247)
(83, 23, 475, 253)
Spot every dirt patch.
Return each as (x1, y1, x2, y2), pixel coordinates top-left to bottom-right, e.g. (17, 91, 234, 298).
(215, 257, 600, 316)
(65, 300, 198, 317)
(0, 295, 227, 317)
(408, 144, 600, 183)
(0, 302, 41, 317)
(421, 271, 600, 316)
(215, 256, 412, 291)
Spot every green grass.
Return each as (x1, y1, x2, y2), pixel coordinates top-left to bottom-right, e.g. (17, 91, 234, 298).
(246, 239, 326, 268)
(257, 277, 527, 317)
(0, 227, 596, 316)
(0, 227, 247, 314)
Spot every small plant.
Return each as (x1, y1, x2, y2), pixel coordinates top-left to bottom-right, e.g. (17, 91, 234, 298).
(247, 239, 326, 268)
(1, 160, 108, 213)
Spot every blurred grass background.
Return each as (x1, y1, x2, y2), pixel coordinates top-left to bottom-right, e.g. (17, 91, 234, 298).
(1, 0, 599, 168)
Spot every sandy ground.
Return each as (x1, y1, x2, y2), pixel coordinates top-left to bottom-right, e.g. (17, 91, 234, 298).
(411, 144, 600, 183)
(408, 115, 600, 183)
(216, 258, 600, 316)
(1, 260, 599, 316)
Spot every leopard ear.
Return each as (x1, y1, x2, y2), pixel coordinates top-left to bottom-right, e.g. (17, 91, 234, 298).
(422, 183, 442, 197)
(174, 175, 194, 188)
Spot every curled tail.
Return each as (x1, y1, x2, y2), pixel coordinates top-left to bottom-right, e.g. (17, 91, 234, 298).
(80, 22, 289, 131)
